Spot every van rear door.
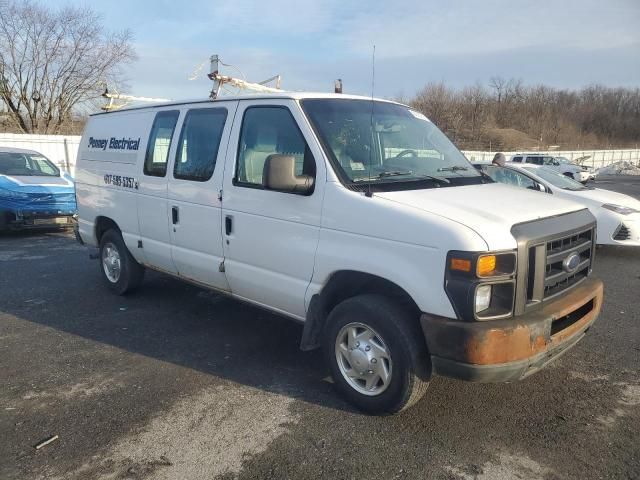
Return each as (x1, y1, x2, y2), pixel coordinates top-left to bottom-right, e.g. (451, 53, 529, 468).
(137, 109, 180, 273)
(166, 103, 237, 291)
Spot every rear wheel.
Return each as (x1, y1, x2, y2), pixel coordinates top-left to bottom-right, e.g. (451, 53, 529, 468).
(99, 229, 144, 295)
(323, 294, 430, 414)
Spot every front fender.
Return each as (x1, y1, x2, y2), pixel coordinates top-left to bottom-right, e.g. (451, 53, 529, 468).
(307, 228, 457, 318)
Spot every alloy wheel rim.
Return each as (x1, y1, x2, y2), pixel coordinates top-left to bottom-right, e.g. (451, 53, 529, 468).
(335, 322, 392, 396)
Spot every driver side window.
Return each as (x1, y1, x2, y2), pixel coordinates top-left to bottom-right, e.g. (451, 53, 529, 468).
(235, 106, 316, 188)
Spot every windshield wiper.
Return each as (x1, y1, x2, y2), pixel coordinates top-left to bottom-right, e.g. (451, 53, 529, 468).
(437, 166, 469, 172)
(378, 170, 414, 178)
(354, 171, 450, 185)
(353, 170, 413, 181)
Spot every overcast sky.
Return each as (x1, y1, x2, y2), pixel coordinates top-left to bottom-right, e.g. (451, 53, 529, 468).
(51, 0, 640, 100)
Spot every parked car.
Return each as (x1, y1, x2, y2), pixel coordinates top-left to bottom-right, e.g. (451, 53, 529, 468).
(555, 156, 597, 181)
(76, 93, 604, 414)
(477, 162, 640, 246)
(510, 153, 590, 183)
(0, 147, 77, 231)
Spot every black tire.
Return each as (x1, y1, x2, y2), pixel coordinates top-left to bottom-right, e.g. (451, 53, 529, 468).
(323, 294, 430, 414)
(98, 229, 144, 295)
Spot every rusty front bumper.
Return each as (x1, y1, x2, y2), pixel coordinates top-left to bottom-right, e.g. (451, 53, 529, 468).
(421, 277, 604, 382)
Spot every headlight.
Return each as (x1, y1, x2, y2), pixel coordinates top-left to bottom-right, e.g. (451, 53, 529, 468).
(602, 204, 639, 215)
(0, 188, 30, 200)
(446, 250, 516, 321)
(475, 285, 492, 313)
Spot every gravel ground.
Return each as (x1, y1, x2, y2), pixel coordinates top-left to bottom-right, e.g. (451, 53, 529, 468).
(1, 177, 639, 480)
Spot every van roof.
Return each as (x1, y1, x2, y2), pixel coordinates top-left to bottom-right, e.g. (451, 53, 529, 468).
(91, 92, 407, 116)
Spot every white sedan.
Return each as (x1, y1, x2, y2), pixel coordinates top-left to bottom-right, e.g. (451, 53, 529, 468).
(479, 163, 640, 246)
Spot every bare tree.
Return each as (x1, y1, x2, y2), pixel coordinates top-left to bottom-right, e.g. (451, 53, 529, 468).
(411, 82, 461, 135)
(410, 78, 640, 150)
(489, 76, 507, 104)
(460, 82, 488, 140)
(0, 0, 136, 133)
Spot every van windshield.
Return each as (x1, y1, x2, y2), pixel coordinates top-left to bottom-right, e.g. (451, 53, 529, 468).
(301, 99, 483, 188)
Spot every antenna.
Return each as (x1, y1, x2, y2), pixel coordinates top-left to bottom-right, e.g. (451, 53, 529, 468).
(365, 45, 376, 198)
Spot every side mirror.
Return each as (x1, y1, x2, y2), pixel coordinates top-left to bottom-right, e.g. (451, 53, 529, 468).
(263, 154, 314, 195)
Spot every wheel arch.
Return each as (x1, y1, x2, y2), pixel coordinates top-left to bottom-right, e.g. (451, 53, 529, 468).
(300, 270, 422, 351)
(95, 216, 121, 244)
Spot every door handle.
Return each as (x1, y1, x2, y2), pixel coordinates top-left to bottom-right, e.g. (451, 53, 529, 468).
(172, 206, 179, 225)
(225, 215, 233, 235)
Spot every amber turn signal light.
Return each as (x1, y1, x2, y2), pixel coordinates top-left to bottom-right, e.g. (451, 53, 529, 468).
(450, 258, 472, 272)
(476, 255, 497, 277)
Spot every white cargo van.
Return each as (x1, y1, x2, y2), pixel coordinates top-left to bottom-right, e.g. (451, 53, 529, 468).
(76, 93, 604, 414)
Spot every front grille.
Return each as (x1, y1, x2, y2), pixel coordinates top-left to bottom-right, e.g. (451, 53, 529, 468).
(543, 228, 593, 298)
(613, 224, 631, 241)
(525, 227, 594, 303)
(550, 299, 594, 336)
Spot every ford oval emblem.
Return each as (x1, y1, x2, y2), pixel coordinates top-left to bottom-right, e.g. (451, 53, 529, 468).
(563, 253, 581, 273)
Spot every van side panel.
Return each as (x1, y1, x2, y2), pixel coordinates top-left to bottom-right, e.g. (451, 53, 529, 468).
(76, 111, 153, 263)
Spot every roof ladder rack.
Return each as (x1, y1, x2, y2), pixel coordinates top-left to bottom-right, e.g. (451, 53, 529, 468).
(207, 55, 283, 99)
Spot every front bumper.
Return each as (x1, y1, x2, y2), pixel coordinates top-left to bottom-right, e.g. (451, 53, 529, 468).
(574, 171, 590, 182)
(608, 217, 640, 246)
(1, 209, 76, 230)
(421, 277, 603, 382)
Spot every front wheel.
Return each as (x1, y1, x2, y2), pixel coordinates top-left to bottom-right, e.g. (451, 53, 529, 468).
(323, 294, 430, 414)
(99, 229, 144, 295)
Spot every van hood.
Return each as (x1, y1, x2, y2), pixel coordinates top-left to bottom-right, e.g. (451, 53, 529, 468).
(375, 183, 587, 250)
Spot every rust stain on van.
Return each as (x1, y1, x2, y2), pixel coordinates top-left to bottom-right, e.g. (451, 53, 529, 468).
(464, 324, 549, 365)
(421, 279, 604, 367)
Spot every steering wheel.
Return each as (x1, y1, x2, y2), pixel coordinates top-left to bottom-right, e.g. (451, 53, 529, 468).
(395, 149, 418, 158)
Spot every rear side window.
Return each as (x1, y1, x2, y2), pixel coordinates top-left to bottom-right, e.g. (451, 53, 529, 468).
(144, 110, 179, 177)
(525, 156, 543, 165)
(235, 106, 315, 187)
(174, 108, 228, 182)
(512, 156, 522, 162)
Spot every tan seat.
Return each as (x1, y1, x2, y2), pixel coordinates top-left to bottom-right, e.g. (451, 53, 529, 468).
(242, 127, 278, 184)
